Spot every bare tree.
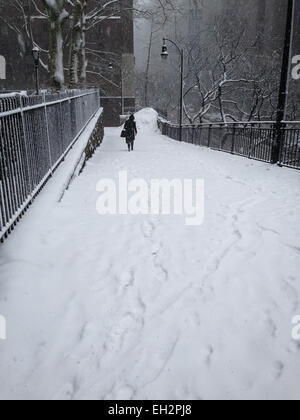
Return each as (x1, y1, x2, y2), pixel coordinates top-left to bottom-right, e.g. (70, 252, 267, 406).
(0, 0, 50, 76)
(69, 0, 123, 88)
(41, 0, 69, 91)
(69, 0, 86, 88)
(138, 0, 295, 123)
(181, 16, 281, 124)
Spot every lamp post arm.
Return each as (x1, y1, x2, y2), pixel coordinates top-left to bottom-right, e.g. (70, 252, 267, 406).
(163, 38, 183, 57)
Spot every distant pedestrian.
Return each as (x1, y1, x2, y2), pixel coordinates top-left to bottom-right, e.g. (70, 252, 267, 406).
(124, 114, 137, 152)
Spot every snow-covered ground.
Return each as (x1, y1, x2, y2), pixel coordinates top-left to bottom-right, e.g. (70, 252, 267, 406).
(0, 109, 300, 400)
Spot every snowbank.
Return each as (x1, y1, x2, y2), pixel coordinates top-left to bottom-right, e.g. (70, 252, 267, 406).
(135, 108, 159, 133)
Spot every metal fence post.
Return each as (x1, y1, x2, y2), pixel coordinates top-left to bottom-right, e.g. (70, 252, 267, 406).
(248, 126, 253, 159)
(18, 94, 33, 195)
(277, 123, 286, 167)
(43, 92, 53, 174)
(272, 0, 295, 164)
(208, 124, 212, 148)
(231, 125, 236, 154)
(59, 95, 64, 159)
(219, 124, 222, 150)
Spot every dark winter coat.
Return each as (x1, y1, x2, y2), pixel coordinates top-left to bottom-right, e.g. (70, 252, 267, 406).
(124, 118, 137, 142)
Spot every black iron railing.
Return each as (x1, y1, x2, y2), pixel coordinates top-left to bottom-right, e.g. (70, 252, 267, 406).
(0, 90, 100, 241)
(158, 120, 300, 170)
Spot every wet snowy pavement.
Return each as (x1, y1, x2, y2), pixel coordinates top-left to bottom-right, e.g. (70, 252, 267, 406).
(0, 109, 300, 400)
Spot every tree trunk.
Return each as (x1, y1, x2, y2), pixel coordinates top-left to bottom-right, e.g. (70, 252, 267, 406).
(79, 1, 87, 86)
(43, 0, 68, 91)
(218, 86, 227, 123)
(69, 1, 82, 88)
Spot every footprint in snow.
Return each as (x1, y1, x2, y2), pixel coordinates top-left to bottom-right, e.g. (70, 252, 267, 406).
(89, 278, 108, 292)
(280, 279, 299, 312)
(142, 220, 155, 239)
(118, 269, 135, 295)
(287, 340, 300, 354)
(180, 306, 202, 329)
(110, 385, 135, 400)
(151, 242, 161, 256)
(107, 312, 144, 354)
(53, 377, 80, 400)
(273, 361, 284, 380)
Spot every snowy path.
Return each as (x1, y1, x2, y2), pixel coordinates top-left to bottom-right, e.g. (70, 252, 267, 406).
(0, 109, 300, 400)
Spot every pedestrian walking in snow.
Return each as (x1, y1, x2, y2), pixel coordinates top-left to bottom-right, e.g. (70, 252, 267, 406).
(124, 114, 137, 152)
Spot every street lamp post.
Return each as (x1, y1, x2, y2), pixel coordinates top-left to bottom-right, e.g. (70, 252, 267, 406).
(161, 38, 184, 142)
(32, 46, 40, 95)
(272, 0, 295, 164)
(108, 61, 124, 115)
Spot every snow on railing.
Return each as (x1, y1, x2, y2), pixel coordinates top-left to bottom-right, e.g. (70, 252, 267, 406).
(0, 89, 100, 242)
(158, 118, 300, 170)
